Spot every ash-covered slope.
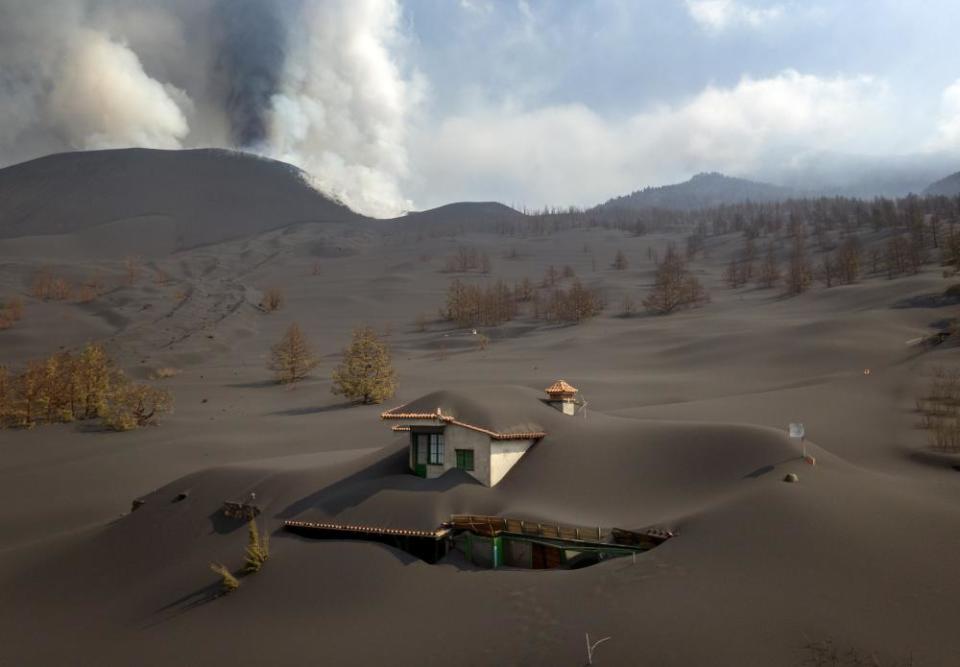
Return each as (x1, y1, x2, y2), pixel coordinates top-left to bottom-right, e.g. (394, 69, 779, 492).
(924, 170, 960, 196)
(0, 148, 366, 248)
(391, 201, 525, 233)
(599, 172, 796, 212)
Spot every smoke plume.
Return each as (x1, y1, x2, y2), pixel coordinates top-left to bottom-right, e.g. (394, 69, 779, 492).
(214, 0, 289, 148)
(0, 0, 416, 216)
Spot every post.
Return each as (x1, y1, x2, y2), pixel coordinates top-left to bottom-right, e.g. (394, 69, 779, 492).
(585, 633, 611, 665)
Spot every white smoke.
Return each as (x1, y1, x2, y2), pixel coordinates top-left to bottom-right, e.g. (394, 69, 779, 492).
(48, 29, 190, 150)
(266, 0, 419, 217)
(0, 0, 417, 217)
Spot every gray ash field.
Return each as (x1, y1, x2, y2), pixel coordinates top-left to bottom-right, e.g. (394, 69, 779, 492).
(1, 149, 959, 666)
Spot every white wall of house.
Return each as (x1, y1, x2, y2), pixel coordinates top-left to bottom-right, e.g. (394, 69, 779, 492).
(490, 440, 535, 486)
(400, 420, 536, 487)
(437, 425, 491, 485)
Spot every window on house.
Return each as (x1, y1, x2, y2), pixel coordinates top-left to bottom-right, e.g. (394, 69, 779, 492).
(455, 449, 474, 471)
(428, 433, 444, 465)
(415, 434, 427, 465)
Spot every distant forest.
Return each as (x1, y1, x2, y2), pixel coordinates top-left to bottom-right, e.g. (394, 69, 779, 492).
(496, 193, 960, 281)
(424, 193, 960, 325)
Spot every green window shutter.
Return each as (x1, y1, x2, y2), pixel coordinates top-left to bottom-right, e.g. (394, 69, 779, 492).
(455, 449, 474, 471)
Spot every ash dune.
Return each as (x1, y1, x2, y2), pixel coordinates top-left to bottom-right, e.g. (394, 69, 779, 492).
(1, 149, 959, 666)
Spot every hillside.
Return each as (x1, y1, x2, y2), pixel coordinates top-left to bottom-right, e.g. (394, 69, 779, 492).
(0, 148, 365, 249)
(924, 170, 960, 196)
(598, 172, 796, 212)
(392, 201, 525, 232)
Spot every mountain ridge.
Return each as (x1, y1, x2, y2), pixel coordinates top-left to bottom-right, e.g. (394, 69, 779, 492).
(597, 172, 797, 212)
(923, 171, 960, 196)
(0, 148, 366, 249)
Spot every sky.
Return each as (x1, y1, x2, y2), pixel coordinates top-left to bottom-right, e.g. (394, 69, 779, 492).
(0, 0, 959, 216)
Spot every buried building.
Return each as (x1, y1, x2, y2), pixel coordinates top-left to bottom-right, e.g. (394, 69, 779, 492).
(282, 383, 674, 568)
(379, 385, 570, 487)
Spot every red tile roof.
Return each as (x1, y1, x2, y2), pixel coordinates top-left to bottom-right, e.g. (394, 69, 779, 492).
(381, 405, 546, 441)
(545, 379, 578, 395)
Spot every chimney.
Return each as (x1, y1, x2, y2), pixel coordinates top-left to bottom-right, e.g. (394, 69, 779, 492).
(544, 380, 578, 415)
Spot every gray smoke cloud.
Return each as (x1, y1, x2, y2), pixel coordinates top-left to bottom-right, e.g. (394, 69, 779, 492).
(214, 0, 289, 147)
(0, 0, 416, 216)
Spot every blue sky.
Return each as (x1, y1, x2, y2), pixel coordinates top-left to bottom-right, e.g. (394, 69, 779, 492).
(396, 0, 960, 209)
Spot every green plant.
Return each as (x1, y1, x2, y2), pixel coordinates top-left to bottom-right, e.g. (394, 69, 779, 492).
(331, 326, 397, 404)
(243, 519, 270, 574)
(269, 323, 319, 384)
(209, 563, 239, 594)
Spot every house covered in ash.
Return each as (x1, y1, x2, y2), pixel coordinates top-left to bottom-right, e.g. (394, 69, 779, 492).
(379, 381, 580, 487)
(282, 381, 673, 568)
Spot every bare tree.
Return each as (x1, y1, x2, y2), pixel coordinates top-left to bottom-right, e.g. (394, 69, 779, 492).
(611, 249, 629, 270)
(269, 323, 319, 383)
(786, 234, 813, 295)
(756, 243, 781, 288)
(642, 245, 708, 315)
(260, 288, 285, 313)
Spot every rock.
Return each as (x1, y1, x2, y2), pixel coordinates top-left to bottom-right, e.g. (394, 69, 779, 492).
(783, 473, 799, 483)
(803, 455, 816, 466)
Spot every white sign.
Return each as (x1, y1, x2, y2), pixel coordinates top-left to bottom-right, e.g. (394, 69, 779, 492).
(788, 423, 805, 440)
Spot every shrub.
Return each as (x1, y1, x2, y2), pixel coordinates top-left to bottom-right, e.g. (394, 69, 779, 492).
(101, 382, 172, 431)
(442, 246, 490, 273)
(331, 326, 397, 404)
(32, 270, 72, 301)
(0, 343, 172, 431)
(0, 295, 23, 329)
(243, 519, 270, 574)
(260, 288, 285, 312)
(209, 563, 240, 594)
(150, 367, 181, 380)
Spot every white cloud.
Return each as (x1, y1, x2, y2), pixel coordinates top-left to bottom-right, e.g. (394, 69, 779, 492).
(685, 0, 784, 31)
(411, 70, 890, 208)
(932, 78, 960, 150)
(458, 0, 494, 14)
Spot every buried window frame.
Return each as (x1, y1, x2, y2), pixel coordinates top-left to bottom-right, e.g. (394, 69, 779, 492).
(428, 433, 444, 465)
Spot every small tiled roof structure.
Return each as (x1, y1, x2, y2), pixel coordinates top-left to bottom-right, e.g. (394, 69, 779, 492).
(545, 380, 578, 398)
(381, 391, 546, 441)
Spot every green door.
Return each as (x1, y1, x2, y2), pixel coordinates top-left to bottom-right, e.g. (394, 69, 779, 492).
(413, 434, 427, 477)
